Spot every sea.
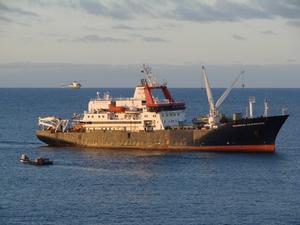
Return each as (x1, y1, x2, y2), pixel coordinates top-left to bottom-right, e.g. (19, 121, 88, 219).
(0, 88, 299, 225)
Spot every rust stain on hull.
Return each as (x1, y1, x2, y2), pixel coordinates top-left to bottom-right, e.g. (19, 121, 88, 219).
(36, 130, 276, 153)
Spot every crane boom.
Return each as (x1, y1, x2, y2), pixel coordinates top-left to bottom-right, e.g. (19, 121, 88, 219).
(202, 66, 216, 117)
(215, 70, 244, 109)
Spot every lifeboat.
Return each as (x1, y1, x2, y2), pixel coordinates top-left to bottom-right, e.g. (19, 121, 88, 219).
(108, 103, 126, 113)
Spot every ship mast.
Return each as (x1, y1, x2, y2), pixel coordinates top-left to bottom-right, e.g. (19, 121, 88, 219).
(143, 64, 158, 87)
(264, 97, 269, 117)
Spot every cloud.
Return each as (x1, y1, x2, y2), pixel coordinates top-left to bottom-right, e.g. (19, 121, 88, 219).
(5, 0, 300, 25)
(142, 37, 168, 42)
(0, 16, 12, 23)
(82, 26, 103, 32)
(112, 24, 135, 30)
(59, 33, 167, 44)
(78, 1, 107, 16)
(111, 24, 176, 31)
(287, 59, 297, 63)
(169, 0, 270, 22)
(59, 34, 130, 43)
(168, 0, 300, 23)
(0, 15, 30, 27)
(232, 34, 246, 41)
(16, 21, 30, 27)
(287, 20, 300, 27)
(0, 2, 38, 17)
(261, 30, 277, 35)
(76, 0, 296, 22)
(78, 0, 152, 19)
(76, 0, 270, 22)
(0, 2, 37, 27)
(131, 33, 168, 42)
(3, 0, 300, 25)
(100, 0, 300, 22)
(257, 0, 300, 19)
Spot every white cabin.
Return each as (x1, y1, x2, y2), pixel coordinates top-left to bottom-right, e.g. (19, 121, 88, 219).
(77, 78, 186, 132)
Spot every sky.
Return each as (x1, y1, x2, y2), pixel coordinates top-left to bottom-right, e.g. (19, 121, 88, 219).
(0, 0, 300, 87)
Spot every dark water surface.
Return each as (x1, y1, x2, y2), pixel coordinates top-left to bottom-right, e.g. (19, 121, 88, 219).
(0, 88, 299, 225)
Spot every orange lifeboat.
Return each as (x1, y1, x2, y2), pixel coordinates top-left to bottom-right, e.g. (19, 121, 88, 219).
(108, 103, 126, 113)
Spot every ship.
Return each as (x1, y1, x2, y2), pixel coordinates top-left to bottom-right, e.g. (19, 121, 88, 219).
(36, 65, 288, 152)
(62, 81, 81, 89)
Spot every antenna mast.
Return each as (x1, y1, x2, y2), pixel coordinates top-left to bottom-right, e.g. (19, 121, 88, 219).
(143, 64, 158, 87)
(249, 96, 256, 118)
(264, 97, 269, 117)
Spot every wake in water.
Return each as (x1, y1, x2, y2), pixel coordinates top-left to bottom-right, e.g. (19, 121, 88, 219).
(0, 140, 41, 145)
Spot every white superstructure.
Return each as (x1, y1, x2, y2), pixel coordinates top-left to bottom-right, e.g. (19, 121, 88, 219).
(75, 66, 186, 132)
(41, 65, 186, 132)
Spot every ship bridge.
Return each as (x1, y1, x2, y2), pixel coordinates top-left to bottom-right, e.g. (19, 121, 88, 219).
(135, 64, 185, 112)
(141, 79, 185, 112)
